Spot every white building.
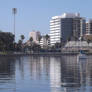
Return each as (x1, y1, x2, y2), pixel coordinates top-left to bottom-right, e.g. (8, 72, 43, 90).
(29, 31, 41, 44)
(50, 13, 86, 46)
(50, 57, 61, 88)
(40, 35, 50, 48)
(50, 16, 61, 46)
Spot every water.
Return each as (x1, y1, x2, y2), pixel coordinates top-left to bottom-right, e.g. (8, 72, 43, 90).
(0, 55, 92, 92)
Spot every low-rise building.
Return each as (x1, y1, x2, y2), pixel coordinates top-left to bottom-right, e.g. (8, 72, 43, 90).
(63, 41, 92, 52)
(40, 35, 50, 48)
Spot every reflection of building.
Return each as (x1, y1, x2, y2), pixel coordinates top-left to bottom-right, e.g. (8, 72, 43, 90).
(0, 57, 15, 79)
(27, 56, 50, 80)
(86, 56, 92, 86)
(79, 59, 87, 85)
(50, 57, 61, 88)
(29, 31, 41, 44)
(0, 57, 16, 91)
(50, 13, 86, 46)
(61, 55, 81, 87)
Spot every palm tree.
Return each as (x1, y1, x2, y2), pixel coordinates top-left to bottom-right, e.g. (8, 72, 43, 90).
(38, 36, 42, 44)
(20, 35, 25, 52)
(29, 37, 34, 52)
(45, 34, 49, 46)
(45, 34, 49, 41)
(18, 40, 22, 45)
(20, 35, 25, 43)
(29, 37, 33, 43)
(18, 40, 22, 51)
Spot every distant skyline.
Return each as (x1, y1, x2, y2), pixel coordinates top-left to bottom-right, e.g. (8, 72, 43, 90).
(0, 0, 92, 42)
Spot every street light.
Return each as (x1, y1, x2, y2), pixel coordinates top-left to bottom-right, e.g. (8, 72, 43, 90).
(12, 8, 17, 42)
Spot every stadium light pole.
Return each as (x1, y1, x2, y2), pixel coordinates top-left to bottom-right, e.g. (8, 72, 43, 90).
(12, 8, 17, 42)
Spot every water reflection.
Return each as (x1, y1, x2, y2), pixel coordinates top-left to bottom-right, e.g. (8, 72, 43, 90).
(50, 57, 61, 88)
(0, 55, 92, 92)
(61, 55, 80, 87)
(0, 57, 16, 92)
(50, 55, 92, 92)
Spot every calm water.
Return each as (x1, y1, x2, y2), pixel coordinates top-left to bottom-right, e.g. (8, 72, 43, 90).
(0, 55, 92, 92)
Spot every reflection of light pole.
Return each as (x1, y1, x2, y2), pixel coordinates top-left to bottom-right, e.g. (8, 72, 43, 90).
(12, 8, 17, 42)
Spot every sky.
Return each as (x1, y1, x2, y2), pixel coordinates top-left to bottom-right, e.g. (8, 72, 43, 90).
(0, 0, 92, 42)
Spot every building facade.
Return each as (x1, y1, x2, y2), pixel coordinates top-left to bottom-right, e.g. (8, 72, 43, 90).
(40, 35, 50, 48)
(50, 16, 61, 46)
(72, 18, 86, 40)
(50, 13, 86, 46)
(86, 19, 92, 34)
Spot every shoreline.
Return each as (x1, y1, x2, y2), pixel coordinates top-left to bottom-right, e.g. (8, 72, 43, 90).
(0, 50, 92, 57)
(0, 51, 92, 57)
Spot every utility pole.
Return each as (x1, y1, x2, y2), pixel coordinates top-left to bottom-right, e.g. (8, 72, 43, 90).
(12, 8, 17, 42)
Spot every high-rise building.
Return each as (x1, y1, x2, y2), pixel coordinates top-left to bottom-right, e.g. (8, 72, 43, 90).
(72, 18, 86, 40)
(50, 16, 61, 46)
(50, 13, 86, 46)
(86, 19, 92, 34)
(29, 31, 41, 44)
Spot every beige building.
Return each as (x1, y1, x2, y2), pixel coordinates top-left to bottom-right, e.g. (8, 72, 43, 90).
(29, 31, 41, 44)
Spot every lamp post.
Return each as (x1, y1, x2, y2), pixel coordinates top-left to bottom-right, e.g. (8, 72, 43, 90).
(12, 8, 17, 42)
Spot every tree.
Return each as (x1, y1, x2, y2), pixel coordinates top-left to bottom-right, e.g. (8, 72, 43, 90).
(32, 43, 41, 52)
(28, 37, 33, 51)
(45, 34, 49, 48)
(38, 36, 42, 44)
(67, 37, 71, 42)
(55, 43, 61, 49)
(20, 35, 25, 43)
(18, 40, 22, 45)
(45, 34, 49, 41)
(17, 40, 22, 51)
(0, 32, 14, 51)
(87, 39, 91, 50)
(29, 37, 33, 43)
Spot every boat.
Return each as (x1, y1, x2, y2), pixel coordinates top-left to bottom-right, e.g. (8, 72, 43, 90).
(77, 50, 87, 62)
